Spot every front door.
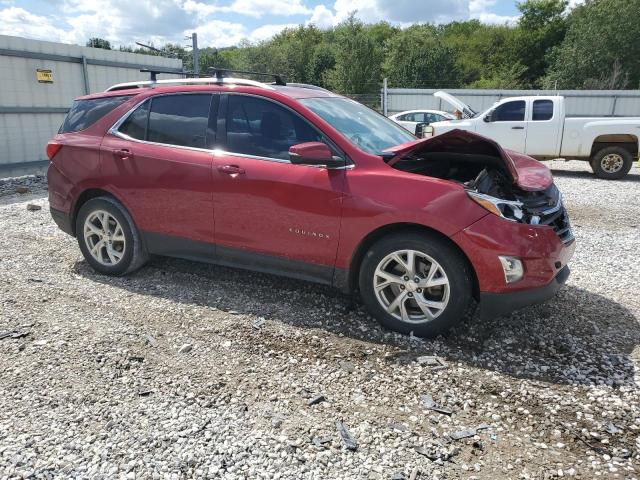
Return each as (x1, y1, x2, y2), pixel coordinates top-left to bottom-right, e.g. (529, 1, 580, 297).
(101, 93, 218, 255)
(476, 99, 527, 153)
(211, 93, 345, 282)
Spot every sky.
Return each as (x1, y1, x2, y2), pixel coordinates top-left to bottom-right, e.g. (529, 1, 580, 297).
(0, 0, 531, 49)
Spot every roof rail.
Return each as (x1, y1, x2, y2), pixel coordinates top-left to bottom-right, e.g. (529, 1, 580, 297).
(207, 67, 286, 86)
(140, 68, 188, 82)
(286, 83, 332, 93)
(105, 76, 276, 92)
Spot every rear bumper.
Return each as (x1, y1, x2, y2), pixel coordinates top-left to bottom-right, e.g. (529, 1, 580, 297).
(50, 207, 73, 236)
(479, 266, 570, 319)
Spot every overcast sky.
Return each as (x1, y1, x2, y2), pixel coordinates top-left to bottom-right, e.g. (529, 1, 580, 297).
(0, 0, 527, 48)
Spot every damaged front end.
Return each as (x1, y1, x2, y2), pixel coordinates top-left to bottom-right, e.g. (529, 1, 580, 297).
(385, 129, 574, 244)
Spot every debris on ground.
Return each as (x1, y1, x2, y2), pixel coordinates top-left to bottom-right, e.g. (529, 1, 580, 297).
(449, 428, 477, 441)
(415, 355, 447, 369)
(26, 203, 41, 211)
(178, 343, 193, 354)
(0, 330, 30, 340)
(15, 186, 29, 194)
(308, 394, 326, 406)
(420, 394, 453, 415)
(336, 420, 358, 451)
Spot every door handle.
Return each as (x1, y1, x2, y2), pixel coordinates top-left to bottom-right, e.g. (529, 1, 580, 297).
(511, 126, 525, 130)
(113, 148, 133, 160)
(218, 165, 245, 175)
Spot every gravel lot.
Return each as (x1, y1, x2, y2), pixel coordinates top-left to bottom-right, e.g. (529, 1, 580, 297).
(1, 160, 639, 479)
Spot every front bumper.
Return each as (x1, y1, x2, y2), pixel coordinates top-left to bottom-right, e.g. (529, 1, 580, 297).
(451, 212, 575, 317)
(478, 266, 570, 318)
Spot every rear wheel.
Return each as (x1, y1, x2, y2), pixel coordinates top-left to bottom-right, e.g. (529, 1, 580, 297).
(359, 232, 473, 337)
(76, 196, 147, 275)
(590, 146, 633, 179)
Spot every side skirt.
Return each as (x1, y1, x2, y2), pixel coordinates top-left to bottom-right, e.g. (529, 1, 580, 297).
(142, 231, 343, 288)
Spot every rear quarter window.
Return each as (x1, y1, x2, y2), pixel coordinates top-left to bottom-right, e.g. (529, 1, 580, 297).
(59, 96, 130, 133)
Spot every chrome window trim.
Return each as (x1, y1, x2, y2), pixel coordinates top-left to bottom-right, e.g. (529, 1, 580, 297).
(108, 91, 353, 170)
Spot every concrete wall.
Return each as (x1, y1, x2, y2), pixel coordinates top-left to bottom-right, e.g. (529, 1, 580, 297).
(0, 35, 183, 175)
(385, 88, 640, 117)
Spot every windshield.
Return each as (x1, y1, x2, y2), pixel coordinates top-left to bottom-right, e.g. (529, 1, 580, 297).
(300, 97, 415, 154)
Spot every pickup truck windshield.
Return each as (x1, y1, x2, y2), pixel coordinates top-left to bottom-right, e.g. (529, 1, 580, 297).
(300, 97, 415, 154)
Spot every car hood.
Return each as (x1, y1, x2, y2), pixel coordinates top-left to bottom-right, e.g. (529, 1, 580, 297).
(383, 129, 553, 192)
(434, 91, 476, 119)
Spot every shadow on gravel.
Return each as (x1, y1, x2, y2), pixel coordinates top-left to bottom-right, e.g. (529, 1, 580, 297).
(550, 168, 640, 182)
(76, 257, 639, 388)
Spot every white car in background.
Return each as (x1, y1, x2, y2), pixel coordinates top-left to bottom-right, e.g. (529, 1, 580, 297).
(389, 109, 456, 135)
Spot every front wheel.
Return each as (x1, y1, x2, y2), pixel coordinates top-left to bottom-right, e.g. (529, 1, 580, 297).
(590, 146, 634, 180)
(76, 196, 148, 275)
(359, 232, 474, 337)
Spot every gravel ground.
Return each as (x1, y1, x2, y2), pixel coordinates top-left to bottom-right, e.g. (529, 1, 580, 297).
(1, 160, 639, 480)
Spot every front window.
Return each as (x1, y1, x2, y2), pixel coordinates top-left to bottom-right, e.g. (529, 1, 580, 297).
(493, 100, 526, 122)
(301, 97, 415, 154)
(225, 94, 322, 160)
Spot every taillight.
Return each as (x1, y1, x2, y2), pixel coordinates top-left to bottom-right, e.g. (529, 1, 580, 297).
(46, 142, 62, 160)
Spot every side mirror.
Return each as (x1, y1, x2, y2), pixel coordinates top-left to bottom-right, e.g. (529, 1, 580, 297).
(483, 111, 493, 123)
(289, 142, 344, 168)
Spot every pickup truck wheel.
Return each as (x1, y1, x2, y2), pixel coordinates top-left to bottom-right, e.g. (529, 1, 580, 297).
(76, 196, 148, 276)
(359, 232, 473, 337)
(590, 146, 633, 179)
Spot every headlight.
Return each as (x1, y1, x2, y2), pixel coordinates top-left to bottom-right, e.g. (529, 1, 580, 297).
(467, 191, 524, 222)
(499, 256, 524, 283)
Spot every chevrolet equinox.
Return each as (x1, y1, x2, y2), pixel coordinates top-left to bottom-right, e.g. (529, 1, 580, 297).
(47, 73, 575, 337)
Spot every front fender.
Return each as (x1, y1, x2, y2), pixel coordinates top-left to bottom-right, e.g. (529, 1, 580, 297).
(334, 168, 488, 270)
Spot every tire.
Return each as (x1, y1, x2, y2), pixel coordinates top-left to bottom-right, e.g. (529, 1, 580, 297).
(590, 146, 634, 180)
(76, 196, 148, 275)
(358, 231, 473, 337)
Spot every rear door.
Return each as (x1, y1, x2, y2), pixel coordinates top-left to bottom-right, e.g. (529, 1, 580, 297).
(525, 99, 560, 157)
(476, 99, 527, 153)
(101, 93, 218, 255)
(210, 93, 345, 282)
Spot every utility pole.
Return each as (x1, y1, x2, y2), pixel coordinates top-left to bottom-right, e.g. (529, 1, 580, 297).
(382, 77, 388, 116)
(186, 33, 199, 76)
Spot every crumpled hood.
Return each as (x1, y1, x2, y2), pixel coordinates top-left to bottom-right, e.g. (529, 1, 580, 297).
(383, 129, 553, 192)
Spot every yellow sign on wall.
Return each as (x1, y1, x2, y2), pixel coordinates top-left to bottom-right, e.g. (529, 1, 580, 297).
(36, 69, 53, 83)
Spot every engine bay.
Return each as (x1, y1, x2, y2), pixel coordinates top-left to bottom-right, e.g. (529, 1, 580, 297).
(387, 138, 574, 244)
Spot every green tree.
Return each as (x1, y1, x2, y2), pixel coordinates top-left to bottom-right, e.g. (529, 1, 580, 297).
(327, 16, 385, 94)
(87, 38, 111, 50)
(384, 25, 460, 88)
(516, 0, 568, 87)
(544, 0, 640, 88)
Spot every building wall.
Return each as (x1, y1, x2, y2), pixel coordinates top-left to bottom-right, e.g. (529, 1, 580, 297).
(385, 88, 640, 117)
(0, 35, 183, 175)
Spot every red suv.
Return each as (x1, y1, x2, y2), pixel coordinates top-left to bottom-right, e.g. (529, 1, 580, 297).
(47, 73, 575, 337)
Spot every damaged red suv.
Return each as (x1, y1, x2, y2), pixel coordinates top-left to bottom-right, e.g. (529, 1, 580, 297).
(47, 74, 575, 337)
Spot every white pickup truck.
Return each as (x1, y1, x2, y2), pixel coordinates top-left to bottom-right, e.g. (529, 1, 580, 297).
(428, 91, 640, 179)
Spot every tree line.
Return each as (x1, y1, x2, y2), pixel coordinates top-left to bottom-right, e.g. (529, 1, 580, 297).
(88, 0, 640, 94)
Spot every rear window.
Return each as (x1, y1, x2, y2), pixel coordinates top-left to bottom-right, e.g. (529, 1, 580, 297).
(532, 99, 554, 121)
(59, 96, 130, 133)
(147, 94, 212, 148)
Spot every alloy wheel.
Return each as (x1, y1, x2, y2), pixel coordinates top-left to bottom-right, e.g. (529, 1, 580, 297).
(83, 210, 126, 266)
(600, 153, 624, 173)
(373, 249, 450, 324)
